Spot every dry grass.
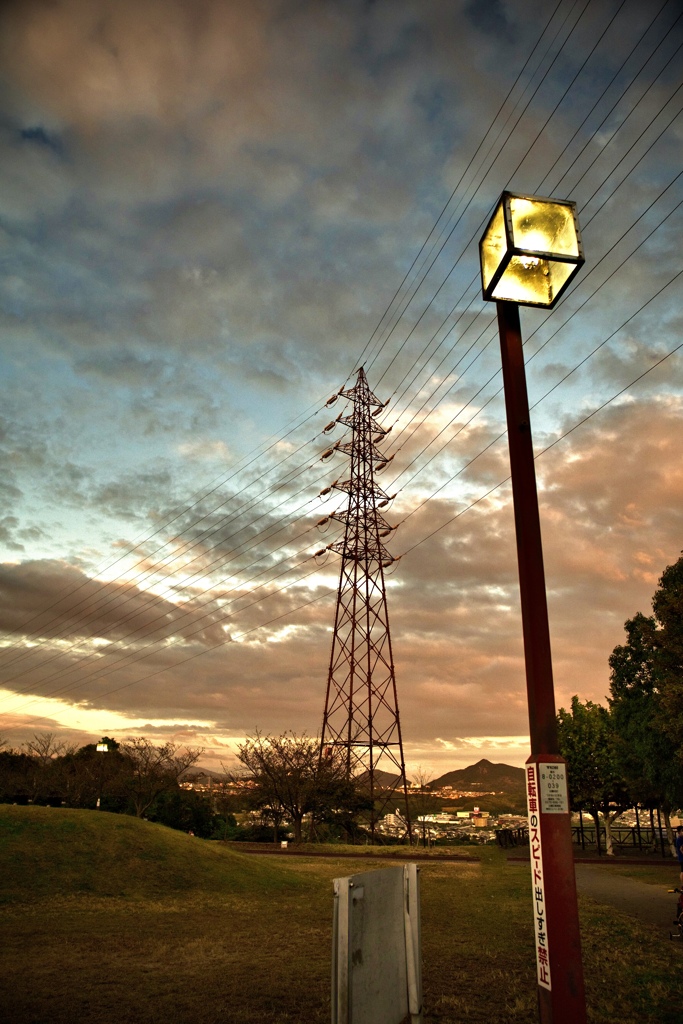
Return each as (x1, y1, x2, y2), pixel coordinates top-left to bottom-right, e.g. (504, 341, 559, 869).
(0, 807, 680, 1023)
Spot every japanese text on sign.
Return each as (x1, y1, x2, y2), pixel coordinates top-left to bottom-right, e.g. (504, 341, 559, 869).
(526, 763, 551, 991)
(539, 762, 569, 814)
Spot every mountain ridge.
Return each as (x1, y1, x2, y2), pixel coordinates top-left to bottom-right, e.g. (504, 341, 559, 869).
(430, 758, 525, 792)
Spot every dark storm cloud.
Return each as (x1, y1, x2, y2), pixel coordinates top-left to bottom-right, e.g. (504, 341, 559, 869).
(0, 559, 230, 648)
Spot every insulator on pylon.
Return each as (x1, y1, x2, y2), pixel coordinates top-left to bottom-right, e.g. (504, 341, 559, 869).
(375, 453, 395, 473)
(319, 486, 332, 496)
(314, 548, 327, 558)
(321, 448, 335, 460)
(316, 517, 329, 528)
(379, 526, 395, 537)
(382, 556, 395, 567)
(323, 421, 337, 434)
(326, 394, 339, 407)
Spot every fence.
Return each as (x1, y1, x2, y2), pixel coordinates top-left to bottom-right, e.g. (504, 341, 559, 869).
(496, 822, 674, 858)
(495, 827, 529, 849)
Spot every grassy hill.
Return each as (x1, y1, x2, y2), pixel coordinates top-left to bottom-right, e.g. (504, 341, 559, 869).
(0, 804, 298, 904)
(0, 805, 680, 1024)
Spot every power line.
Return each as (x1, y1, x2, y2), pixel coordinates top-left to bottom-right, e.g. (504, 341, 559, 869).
(398, 339, 682, 560)
(10, 333, 681, 731)
(5, 157, 681, 710)
(2, 0, 679, 729)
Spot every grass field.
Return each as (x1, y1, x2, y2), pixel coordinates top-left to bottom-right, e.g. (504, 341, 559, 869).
(0, 806, 680, 1024)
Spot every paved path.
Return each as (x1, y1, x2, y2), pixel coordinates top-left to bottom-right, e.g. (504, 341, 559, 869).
(574, 864, 679, 934)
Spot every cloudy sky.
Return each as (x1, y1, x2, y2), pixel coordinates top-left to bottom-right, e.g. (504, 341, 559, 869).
(0, 0, 681, 776)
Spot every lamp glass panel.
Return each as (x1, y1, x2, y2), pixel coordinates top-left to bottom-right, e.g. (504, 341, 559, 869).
(509, 196, 579, 257)
(480, 201, 507, 290)
(491, 255, 576, 306)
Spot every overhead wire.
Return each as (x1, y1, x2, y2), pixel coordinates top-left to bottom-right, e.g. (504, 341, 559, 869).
(356, 0, 571, 370)
(538, 0, 681, 193)
(5, 202, 681, 715)
(397, 338, 682, 560)
(0, 7, 579, 663)
(0, 397, 330, 645)
(369, 13, 683, 472)
(0, 425, 327, 669)
(0, 0, 585, 669)
(363, 0, 592, 377)
(11, 331, 682, 731)
(2, 0, 679, 724)
(379, 159, 683, 494)
(370, 0, 682, 404)
(366, 0, 636, 395)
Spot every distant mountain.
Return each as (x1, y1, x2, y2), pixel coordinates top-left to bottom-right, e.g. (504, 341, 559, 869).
(430, 759, 525, 793)
(181, 767, 227, 781)
(356, 769, 405, 789)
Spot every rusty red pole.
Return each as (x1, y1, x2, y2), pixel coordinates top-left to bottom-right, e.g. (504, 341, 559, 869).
(497, 300, 586, 1024)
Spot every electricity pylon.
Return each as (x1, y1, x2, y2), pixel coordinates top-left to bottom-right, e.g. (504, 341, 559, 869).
(319, 367, 412, 841)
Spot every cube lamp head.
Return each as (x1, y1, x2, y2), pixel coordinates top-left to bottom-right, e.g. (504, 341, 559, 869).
(479, 191, 584, 308)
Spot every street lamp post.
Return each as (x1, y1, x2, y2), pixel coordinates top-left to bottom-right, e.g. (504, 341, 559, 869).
(479, 192, 586, 1024)
(96, 740, 111, 810)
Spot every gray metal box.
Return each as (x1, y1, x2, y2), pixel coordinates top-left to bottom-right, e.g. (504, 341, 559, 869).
(332, 864, 422, 1024)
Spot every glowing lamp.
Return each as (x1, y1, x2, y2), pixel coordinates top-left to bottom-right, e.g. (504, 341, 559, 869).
(96, 743, 109, 752)
(479, 191, 583, 308)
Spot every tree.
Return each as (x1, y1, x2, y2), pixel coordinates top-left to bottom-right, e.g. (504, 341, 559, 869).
(607, 555, 683, 854)
(22, 732, 74, 804)
(557, 696, 630, 856)
(411, 766, 436, 848)
(652, 555, 683, 759)
(59, 740, 130, 811)
(147, 788, 217, 838)
(121, 738, 202, 818)
(609, 612, 681, 810)
(235, 732, 353, 844)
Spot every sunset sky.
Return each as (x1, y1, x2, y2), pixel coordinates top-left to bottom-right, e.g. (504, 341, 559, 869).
(0, 0, 681, 776)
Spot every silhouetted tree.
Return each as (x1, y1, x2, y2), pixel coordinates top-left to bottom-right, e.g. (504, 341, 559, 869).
(236, 732, 357, 843)
(651, 555, 683, 761)
(608, 555, 683, 854)
(122, 738, 202, 817)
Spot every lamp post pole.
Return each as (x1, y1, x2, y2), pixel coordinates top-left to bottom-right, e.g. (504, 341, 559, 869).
(497, 299, 586, 1024)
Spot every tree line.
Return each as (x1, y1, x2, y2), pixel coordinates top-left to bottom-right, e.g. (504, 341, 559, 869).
(0, 730, 374, 843)
(0, 735, 223, 836)
(558, 553, 683, 855)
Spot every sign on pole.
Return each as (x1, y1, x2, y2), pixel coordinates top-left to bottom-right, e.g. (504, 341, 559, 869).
(525, 754, 585, 1022)
(332, 864, 422, 1024)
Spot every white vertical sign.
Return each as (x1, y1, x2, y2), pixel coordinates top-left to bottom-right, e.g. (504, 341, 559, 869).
(526, 763, 551, 990)
(538, 762, 569, 814)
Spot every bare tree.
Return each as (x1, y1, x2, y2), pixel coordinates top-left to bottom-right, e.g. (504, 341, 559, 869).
(122, 738, 203, 818)
(22, 732, 73, 803)
(236, 732, 351, 844)
(24, 732, 67, 764)
(412, 766, 435, 848)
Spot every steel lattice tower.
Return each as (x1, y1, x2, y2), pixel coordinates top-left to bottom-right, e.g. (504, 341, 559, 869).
(319, 367, 412, 841)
